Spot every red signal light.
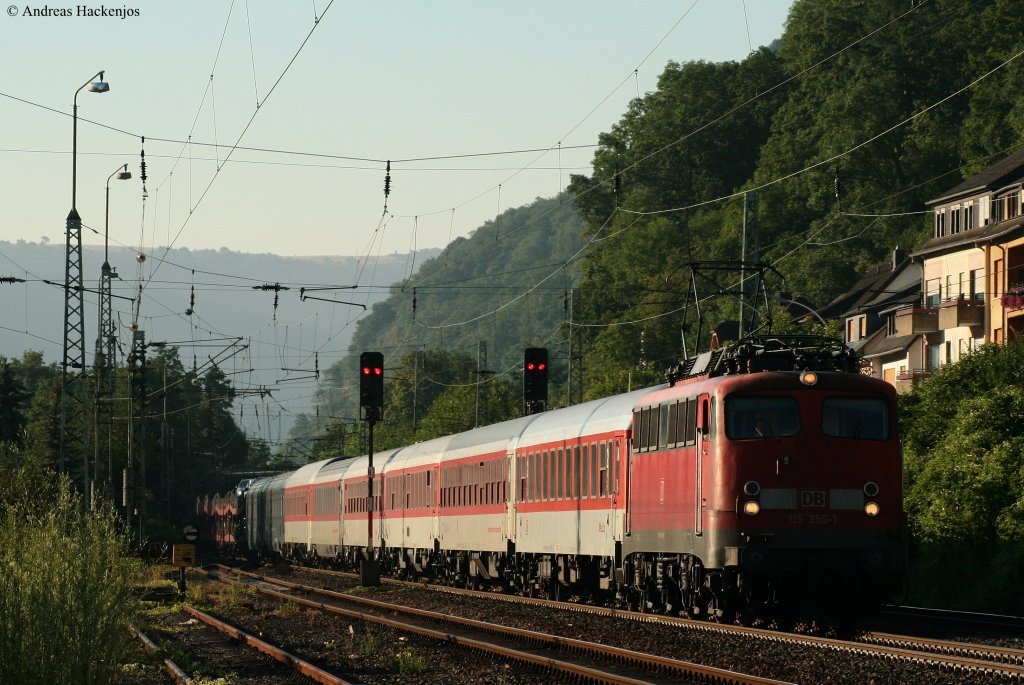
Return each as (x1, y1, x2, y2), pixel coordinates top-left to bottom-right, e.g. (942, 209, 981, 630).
(538, 363, 546, 371)
(374, 367, 382, 375)
(362, 366, 371, 375)
(526, 362, 536, 371)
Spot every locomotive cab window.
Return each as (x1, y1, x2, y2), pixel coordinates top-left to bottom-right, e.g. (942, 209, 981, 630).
(726, 396, 801, 439)
(822, 397, 890, 440)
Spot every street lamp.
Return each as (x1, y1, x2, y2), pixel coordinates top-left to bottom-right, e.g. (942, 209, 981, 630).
(95, 163, 131, 495)
(60, 69, 109, 493)
(72, 71, 109, 209)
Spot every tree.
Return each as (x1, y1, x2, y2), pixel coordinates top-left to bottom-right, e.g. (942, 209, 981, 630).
(900, 340, 1024, 612)
(0, 360, 28, 443)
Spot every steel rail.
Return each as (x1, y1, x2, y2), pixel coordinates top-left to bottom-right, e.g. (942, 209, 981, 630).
(228, 563, 1024, 682)
(180, 605, 356, 685)
(127, 622, 193, 685)
(210, 566, 793, 685)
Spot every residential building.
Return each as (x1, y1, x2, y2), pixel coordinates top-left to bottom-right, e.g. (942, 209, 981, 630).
(821, 250, 922, 392)
(895, 147, 1024, 378)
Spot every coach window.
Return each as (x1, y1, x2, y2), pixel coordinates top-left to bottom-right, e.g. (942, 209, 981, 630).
(822, 397, 890, 440)
(726, 396, 801, 439)
(550, 450, 557, 501)
(610, 440, 618, 493)
(532, 452, 539, 502)
(590, 442, 599, 497)
(519, 456, 527, 501)
(632, 410, 642, 451)
(564, 447, 571, 499)
(581, 444, 589, 499)
(572, 445, 581, 498)
(659, 405, 670, 449)
(647, 408, 659, 450)
(599, 442, 609, 496)
(667, 402, 679, 446)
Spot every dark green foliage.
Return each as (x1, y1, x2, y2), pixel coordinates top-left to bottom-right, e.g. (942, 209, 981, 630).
(0, 347, 259, 528)
(900, 340, 1024, 612)
(0, 359, 28, 442)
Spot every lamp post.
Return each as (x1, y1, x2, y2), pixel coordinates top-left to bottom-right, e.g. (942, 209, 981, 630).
(94, 163, 131, 497)
(59, 70, 109, 495)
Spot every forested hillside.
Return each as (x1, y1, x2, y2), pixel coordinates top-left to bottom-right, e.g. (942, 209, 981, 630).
(291, 0, 1024, 456)
(571, 0, 1024, 397)
(284, 194, 585, 457)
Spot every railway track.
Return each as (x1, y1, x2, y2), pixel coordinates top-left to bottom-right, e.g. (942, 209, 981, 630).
(880, 604, 1024, 633)
(130, 607, 350, 684)
(209, 565, 793, 685)
(219, 562, 1024, 683)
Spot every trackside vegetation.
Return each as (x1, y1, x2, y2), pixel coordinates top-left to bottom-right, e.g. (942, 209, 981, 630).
(0, 461, 142, 685)
(901, 339, 1024, 614)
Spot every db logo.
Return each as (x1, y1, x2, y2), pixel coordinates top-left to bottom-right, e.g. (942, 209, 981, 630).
(800, 490, 826, 508)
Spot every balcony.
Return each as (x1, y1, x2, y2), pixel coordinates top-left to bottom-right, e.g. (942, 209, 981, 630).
(1000, 287, 1024, 312)
(895, 368, 931, 394)
(893, 306, 938, 336)
(938, 297, 985, 329)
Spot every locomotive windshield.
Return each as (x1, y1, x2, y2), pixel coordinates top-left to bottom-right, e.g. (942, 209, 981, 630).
(726, 396, 801, 439)
(821, 397, 890, 440)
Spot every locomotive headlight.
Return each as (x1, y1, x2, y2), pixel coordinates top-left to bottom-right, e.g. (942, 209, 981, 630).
(743, 500, 761, 516)
(800, 370, 818, 385)
(864, 501, 880, 517)
(863, 481, 879, 497)
(743, 480, 761, 496)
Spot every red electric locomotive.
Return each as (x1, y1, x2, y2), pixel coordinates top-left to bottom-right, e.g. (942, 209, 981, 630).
(622, 334, 904, 621)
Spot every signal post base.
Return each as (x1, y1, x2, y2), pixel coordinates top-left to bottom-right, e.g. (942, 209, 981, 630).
(359, 558, 380, 587)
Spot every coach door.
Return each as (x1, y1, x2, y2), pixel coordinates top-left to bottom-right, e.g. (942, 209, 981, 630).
(695, 394, 711, 536)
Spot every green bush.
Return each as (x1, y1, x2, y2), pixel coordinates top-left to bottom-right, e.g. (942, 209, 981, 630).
(900, 340, 1024, 613)
(0, 465, 141, 684)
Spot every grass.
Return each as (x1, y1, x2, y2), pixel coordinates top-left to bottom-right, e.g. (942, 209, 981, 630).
(393, 648, 427, 674)
(272, 601, 300, 618)
(0, 466, 142, 685)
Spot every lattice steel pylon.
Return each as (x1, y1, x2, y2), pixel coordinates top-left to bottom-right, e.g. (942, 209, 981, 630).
(565, 288, 584, 406)
(59, 207, 90, 489)
(93, 258, 117, 493)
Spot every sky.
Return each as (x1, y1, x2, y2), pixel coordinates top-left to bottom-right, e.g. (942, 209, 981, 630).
(0, 1, 794, 445)
(0, 1, 794, 258)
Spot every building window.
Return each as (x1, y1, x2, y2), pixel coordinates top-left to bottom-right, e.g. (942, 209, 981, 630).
(886, 314, 896, 336)
(970, 269, 984, 301)
(996, 190, 1022, 222)
(934, 209, 946, 238)
(928, 343, 941, 370)
(950, 205, 961, 233)
(963, 202, 974, 230)
(925, 278, 941, 307)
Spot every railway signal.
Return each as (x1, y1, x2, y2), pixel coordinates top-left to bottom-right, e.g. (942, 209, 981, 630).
(523, 347, 548, 415)
(359, 352, 384, 419)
